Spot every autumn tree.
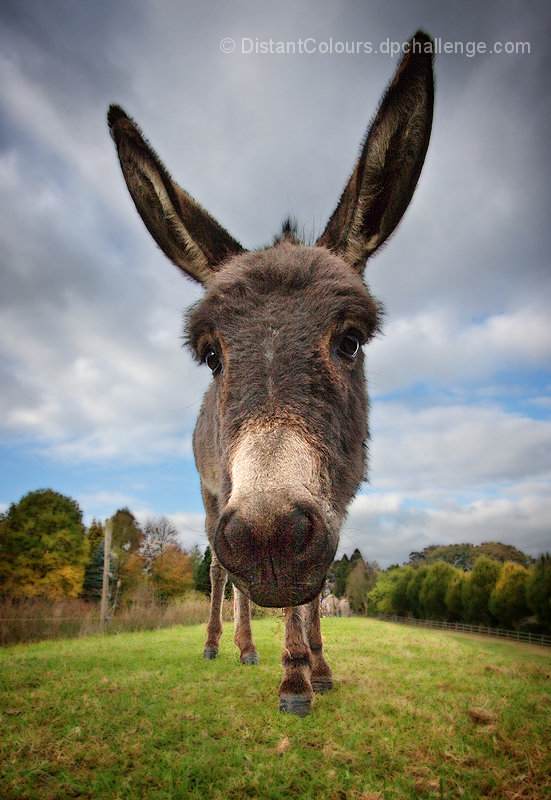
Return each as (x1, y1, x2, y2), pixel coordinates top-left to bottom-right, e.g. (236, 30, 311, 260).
(151, 544, 194, 601)
(0, 489, 88, 598)
(141, 516, 179, 572)
(86, 519, 104, 553)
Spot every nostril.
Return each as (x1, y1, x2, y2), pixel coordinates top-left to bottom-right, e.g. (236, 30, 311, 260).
(289, 508, 315, 554)
(214, 511, 255, 571)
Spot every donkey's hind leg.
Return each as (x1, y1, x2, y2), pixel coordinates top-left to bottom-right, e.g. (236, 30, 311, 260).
(233, 586, 258, 665)
(203, 554, 227, 659)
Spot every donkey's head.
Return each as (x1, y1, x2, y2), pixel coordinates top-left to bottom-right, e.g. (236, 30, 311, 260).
(108, 32, 434, 607)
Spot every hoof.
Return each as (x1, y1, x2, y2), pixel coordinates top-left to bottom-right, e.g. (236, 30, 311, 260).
(203, 647, 218, 660)
(241, 652, 259, 665)
(311, 677, 333, 694)
(279, 694, 311, 717)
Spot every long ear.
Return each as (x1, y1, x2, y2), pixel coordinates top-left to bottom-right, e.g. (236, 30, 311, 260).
(317, 30, 434, 272)
(107, 105, 244, 284)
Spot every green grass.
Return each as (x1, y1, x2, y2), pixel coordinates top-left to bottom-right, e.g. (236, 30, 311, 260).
(1, 618, 550, 799)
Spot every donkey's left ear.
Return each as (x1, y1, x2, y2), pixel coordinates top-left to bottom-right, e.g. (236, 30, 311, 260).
(317, 31, 434, 272)
(108, 105, 244, 285)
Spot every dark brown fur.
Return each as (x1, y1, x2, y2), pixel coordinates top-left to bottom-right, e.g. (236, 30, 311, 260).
(108, 31, 434, 715)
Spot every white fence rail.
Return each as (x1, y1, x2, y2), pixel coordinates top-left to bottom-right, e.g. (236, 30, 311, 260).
(366, 612, 551, 647)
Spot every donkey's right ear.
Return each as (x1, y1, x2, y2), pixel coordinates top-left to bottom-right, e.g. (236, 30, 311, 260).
(108, 105, 244, 285)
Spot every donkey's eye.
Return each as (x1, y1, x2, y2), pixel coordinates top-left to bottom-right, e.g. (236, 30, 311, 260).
(204, 349, 222, 375)
(337, 332, 361, 361)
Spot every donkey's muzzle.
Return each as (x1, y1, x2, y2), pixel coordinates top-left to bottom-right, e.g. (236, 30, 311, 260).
(214, 506, 336, 607)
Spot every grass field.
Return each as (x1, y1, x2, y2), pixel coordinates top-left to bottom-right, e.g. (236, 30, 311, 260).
(1, 617, 550, 799)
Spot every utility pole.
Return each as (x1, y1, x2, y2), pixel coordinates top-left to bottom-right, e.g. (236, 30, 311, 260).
(100, 520, 113, 628)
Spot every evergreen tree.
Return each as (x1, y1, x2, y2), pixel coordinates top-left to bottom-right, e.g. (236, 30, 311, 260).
(81, 541, 105, 601)
(406, 566, 429, 618)
(331, 554, 351, 597)
(445, 573, 466, 621)
(419, 562, 459, 620)
(462, 557, 501, 625)
(526, 554, 551, 630)
(489, 562, 530, 629)
(194, 545, 212, 595)
(390, 565, 414, 616)
(345, 558, 369, 612)
(367, 568, 406, 614)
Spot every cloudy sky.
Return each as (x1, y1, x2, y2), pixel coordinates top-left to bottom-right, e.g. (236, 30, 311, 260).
(1, 0, 549, 568)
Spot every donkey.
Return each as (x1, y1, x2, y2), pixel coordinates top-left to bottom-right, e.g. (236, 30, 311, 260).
(321, 594, 340, 618)
(108, 30, 434, 716)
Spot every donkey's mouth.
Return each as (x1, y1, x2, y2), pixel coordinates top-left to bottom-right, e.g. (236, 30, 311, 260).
(213, 506, 336, 607)
(229, 572, 326, 608)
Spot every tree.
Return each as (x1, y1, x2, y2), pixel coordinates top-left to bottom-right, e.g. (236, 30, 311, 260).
(345, 558, 368, 613)
(368, 568, 405, 614)
(390, 566, 414, 616)
(331, 554, 351, 597)
(526, 554, 551, 630)
(193, 545, 212, 595)
(407, 542, 532, 570)
(86, 519, 104, 553)
(406, 566, 429, 618)
(445, 573, 466, 621)
(0, 489, 88, 598)
(151, 544, 194, 601)
(108, 508, 143, 592)
(489, 562, 530, 629)
(81, 541, 105, 601)
(462, 557, 501, 626)
(111, 508, 143, 555)
(418, 562, 459, 620)
(476, 542, 533, 567)
(119, 551, 148, 603)
(141, 516, 179, 572)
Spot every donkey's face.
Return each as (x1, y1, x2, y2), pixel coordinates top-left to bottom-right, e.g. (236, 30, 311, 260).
(186, 242, 379, 605)
(108, 32, 434, 609)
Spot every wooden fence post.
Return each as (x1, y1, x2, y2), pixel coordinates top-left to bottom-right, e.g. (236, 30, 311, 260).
(100, 520, 113, 628)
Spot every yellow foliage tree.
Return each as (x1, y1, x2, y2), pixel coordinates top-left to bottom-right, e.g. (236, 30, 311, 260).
(151, 544, 193, 601)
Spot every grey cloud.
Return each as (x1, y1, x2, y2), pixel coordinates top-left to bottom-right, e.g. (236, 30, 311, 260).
(0, 0, 549, 563)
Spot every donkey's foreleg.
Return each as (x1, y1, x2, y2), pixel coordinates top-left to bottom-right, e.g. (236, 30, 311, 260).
(203, 554, 227, 659)
(279, 606, 313, 717)
(305, 598, 333, 694)
(233, 586, 259, 665)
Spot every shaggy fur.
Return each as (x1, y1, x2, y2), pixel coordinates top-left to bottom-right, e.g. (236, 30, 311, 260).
(107, 30, 434, 715)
